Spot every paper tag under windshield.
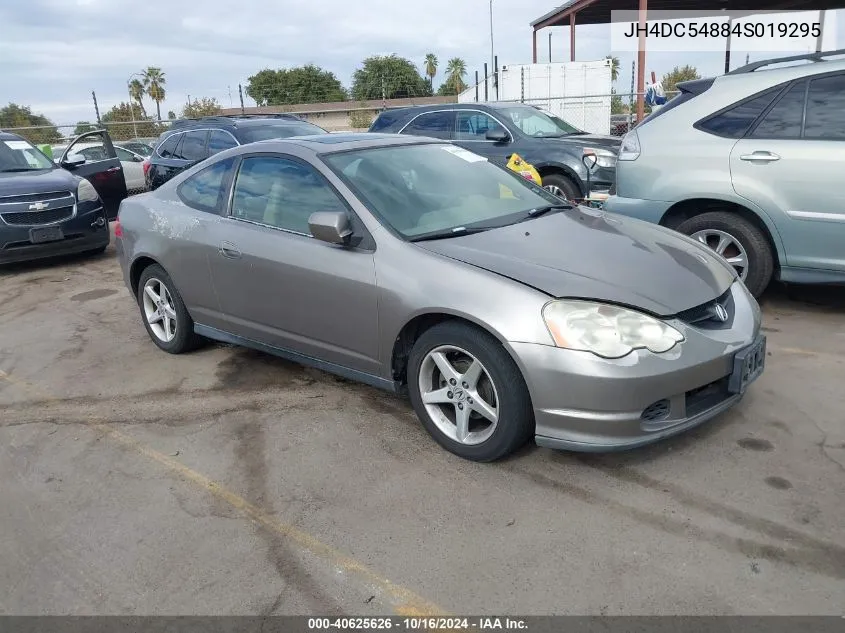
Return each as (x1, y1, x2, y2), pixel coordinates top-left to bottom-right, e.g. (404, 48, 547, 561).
(441, 146, 487, 163)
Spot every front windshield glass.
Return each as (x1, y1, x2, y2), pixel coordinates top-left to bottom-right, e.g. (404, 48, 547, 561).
(499, 106, 582, 137)
(323, 143, 564, 239)
(240, 122, 327, 143)
(0, 137, 55, 171)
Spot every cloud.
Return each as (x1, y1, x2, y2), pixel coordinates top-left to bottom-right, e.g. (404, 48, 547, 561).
(1, 0, 841, 126)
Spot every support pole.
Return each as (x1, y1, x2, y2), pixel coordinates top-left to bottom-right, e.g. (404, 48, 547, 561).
(570, 13, 576, 61)
(635, 0, 647, 123)
(532, 29, 538, 64)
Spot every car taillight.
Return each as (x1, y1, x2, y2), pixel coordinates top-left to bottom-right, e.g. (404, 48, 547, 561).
(142, 159, 151, 176)
(114, 220, 123, 238)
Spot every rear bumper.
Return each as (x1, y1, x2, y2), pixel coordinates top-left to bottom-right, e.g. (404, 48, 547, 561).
(0, 202, 110, 264)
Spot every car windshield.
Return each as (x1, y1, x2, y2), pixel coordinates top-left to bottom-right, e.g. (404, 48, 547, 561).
(499, 106, 583, 137)
(323, 143, 564, 239)
(240, 122, 327, 143)
(0, 137, 55, 171)
(121, 142, 153, 156)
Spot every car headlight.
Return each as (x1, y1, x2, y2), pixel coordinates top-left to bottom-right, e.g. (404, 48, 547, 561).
(77, 179, 99, 203)
(542, 300, 684, 359)
(617, 130, 641, 161)
(583, 148, 616, 168)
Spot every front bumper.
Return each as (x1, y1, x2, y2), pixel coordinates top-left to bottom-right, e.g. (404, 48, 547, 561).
(0, 201, 110, 265)
(511, 282, 762, 451)
(602, 194, 673, 225)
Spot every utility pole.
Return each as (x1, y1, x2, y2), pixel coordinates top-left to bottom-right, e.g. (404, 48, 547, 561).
(381, 75, 386, 111)
(489, 0, 495, 78)
(238, 84, 245, 114)
(127, 81, 139, 139)
(549, 32, 552, 62)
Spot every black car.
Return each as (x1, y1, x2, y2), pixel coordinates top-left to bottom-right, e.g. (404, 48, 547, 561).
(145, 114, 330, 190)
(0, 129, 127, 265)
(369, 103, 621, 201)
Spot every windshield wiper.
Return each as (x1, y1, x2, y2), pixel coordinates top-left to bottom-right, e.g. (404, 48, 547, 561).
(526, 204, 571, 218)
(409, 226, 491, 242)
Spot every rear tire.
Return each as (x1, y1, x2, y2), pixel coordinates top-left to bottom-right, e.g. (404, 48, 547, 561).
(542, 173, 581, 202)
(676, 211, 774, 297)
(137, 264, 202, 354)
(408, 321, 534, 462)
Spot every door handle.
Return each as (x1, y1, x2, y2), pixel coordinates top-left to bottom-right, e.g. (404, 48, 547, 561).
(106, 166, 122, 172)
(740, 151, 781, 162)
(219, 241, 241, 259)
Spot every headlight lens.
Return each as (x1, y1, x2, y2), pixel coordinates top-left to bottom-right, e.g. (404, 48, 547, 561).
(583, 148, 617, 168)
(618, 130, 641, 161)
(542, 300, 684, 359)
(77, 179, 99, 203)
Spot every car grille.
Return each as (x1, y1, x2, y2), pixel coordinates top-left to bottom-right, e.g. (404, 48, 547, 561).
(675, 287, 734, 329)
(0, 191, 75, 226)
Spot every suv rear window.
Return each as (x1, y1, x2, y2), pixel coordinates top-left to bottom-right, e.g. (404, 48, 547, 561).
(157, 133, 180, 158)
(697, 87, 781, 138)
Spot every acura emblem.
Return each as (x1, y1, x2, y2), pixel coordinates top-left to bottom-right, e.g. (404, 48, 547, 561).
(28, 202, 49, 211)
(714, 304, 729, 322)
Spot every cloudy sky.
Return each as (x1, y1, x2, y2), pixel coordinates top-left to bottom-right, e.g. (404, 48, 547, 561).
(1, 0, 842, 127)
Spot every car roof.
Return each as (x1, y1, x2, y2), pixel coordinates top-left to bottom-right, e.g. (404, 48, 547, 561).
(0, 131, 24, 141)
(251, 132, 438, 154)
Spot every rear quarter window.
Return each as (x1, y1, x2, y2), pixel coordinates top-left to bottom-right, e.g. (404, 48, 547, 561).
(157, 133, 181, 158)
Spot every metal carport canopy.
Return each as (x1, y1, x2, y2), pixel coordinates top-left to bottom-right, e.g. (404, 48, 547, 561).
(530, 0, 844, 120)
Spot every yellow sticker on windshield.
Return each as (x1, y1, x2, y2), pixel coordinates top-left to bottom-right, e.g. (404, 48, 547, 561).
(499, 184, 516, 199)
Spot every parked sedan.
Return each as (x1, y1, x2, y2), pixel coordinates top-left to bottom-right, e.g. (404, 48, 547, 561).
(116, 134, 765, 462)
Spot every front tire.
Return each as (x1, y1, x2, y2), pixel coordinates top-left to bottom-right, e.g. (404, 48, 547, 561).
(676, 212, 774, 297)
(408, 321, 534, 462)
(137, 264, 202, 354)
(542, 173, 581, 201)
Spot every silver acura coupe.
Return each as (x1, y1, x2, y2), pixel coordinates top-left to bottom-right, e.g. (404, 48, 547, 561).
(116, 133, 766, 462)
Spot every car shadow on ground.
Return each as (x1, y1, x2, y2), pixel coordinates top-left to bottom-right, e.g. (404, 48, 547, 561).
(760, 281, 845, 312)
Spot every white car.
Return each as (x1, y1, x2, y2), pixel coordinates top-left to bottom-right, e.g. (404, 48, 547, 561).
(53, 141, 147, 193)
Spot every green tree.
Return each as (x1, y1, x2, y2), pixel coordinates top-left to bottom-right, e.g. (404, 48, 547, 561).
(73, 121, 96, 135)
(606, 55, 620, 82)
(167, 110, 177, 120)
(350, 55, 431, 100)
(661, 65, 700, 93)
(424, 53, 438, 90)
(101, 102, 164, 141)
(128, 78, 147, 117)
(611, 92, 626, 114)
(445, 57, 468, 95)
(349, 106, 374, 129)
(245, 64, 346, 106)
(142, 67, 166, 120)
(182, 97, 222, 119)
(0, 103, 61, 144)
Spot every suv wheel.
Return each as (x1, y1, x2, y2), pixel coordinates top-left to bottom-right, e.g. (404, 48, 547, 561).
(407, 321, 534, 462)
(542, 173, 580, 201)
(676, 212, 774, 297)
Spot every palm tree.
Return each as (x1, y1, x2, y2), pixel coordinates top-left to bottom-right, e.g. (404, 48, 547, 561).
(128, 78, 147, 117)
(606, 55, 620, 82)
(142, 67, 166, 120)
(424, 53, 438, 90)
(446, 57, 467, 94)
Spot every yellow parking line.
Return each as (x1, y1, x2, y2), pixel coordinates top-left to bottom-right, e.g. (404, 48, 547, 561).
(0, 369, 445, 617)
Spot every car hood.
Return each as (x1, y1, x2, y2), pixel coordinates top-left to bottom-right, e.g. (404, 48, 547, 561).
(0, 168, 79, 197)
(549, 133, 621, 152)
(414, 209, 736, 316)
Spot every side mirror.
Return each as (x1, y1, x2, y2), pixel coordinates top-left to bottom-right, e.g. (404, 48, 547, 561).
(485, 129, 509, 143)
(308, 211, 353, 245)
(62, 153, 86, 168)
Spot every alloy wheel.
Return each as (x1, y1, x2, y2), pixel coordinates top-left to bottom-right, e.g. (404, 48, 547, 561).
(691, 229, 750, 281)
(142, 278, 178, 343)
(417, 345, 499, 445)
(543, 184, 567, 199)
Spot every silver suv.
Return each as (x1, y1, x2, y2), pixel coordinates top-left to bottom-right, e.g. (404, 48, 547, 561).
(605, 49, 845, 296)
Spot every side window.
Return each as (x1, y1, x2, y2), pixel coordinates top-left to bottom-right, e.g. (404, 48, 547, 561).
(231, 156, 347, 234)
(401, 111, 455, 140)
(697, 88, 780, 138)
(207, 129, 238, 155)
(157, 134, 180, 158)
(115, 147, 136, 162)
(79, 147, 107, 161)
(455, 112, 507, 141)
(804, 74, 845, 140)
(175, 130, 209, 161)
(750, 81, 806, 139)
(176, 157, 236, 214)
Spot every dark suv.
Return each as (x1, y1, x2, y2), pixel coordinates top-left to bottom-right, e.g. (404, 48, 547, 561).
(1, 129, 127, 265)
(145, 114, 329, 190)
(370, 103, 621, 201)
